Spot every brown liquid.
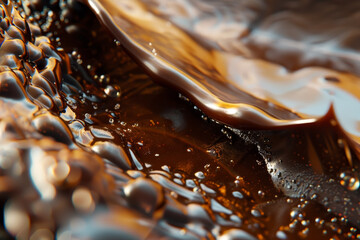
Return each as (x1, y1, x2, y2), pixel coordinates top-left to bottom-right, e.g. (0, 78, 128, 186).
(87, 0, 360, 156)
(0, 0, 359, 239)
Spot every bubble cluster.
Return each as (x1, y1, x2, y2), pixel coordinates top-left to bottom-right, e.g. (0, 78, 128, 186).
(0, 0, 359, 239)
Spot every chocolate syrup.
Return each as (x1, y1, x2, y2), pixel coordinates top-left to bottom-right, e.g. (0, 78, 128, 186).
(0, 0, 359, 239)
(87, 0, 360, 157)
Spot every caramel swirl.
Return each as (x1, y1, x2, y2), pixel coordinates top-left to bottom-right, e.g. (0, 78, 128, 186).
(87, 0, 360, 155)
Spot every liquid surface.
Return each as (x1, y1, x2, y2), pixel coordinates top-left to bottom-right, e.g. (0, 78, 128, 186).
(87, 0, 360, 155)
(0, 0, 358, 240)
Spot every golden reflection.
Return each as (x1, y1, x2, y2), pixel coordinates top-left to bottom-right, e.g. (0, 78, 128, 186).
(48, 161, 70, 183)
(72, 187, 95, 213)
(30, 150, 56, 200)
(4, 202, 30, 238)
(95, 0, 360, 157)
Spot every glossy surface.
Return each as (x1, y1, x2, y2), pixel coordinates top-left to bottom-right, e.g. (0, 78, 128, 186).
(0, 0, 358, 239)
(87, 0, 360, 156)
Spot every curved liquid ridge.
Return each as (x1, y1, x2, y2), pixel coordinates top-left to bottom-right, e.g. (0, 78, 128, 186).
(87, 0, 360, 154)
(0, 0, 359, 239)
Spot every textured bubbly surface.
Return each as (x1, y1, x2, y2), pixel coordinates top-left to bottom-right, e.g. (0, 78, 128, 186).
(0, 0, 359, 239)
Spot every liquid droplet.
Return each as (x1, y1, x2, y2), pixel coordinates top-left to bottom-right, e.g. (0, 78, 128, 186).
(257, 190, 265, 198)
(276, 230, 287, 239)
(339, 170, 360, 191)
(195, 171, 205, 179)
(104, 85, 121, 98)
(251, 208, 264, 218)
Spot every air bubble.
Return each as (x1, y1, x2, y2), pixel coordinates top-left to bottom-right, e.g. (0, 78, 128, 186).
(276, 230, 287, 239)
(123, 178, 163, 216)
(195, 171, 205, 179)
(289, 220, 298, 229)
(339, 170, 359, 191)
(186, 179, 196, 188)
(234, 180, 240, 186)
(114, 103, 120, 110)
(299, 228, 309, 238)
(301, 220, 309, 226)
(104, 85, 121, 98)
(173, 178, 183, 185)
(251, 209, 264, 218)
(290, 209, 299, 219)
(232, 191, 243, 199)
(257, 190, 265, 198)
(310, 193, 318, 200)
(161, 165, 170, 173)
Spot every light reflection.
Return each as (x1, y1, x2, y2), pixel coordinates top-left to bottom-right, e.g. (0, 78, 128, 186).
(89, 0, 360, 156)
(143, 61, 158, 74)
(4, 202, 30, 238)
(48, 161, 70, 183)
(72, 187, 95, 213)
(30, 149, 56, 200)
